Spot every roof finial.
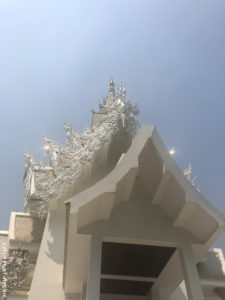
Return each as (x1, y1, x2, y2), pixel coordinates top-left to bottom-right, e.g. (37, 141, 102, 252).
(109, 78, 115, 96)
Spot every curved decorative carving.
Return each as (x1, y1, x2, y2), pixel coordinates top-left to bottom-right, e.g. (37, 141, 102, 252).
(23, 80, 139, 218)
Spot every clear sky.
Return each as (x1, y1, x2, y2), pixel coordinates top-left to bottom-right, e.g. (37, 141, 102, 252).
(0, 0, 225, 251)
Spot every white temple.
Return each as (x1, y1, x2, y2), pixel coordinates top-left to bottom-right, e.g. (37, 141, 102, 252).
(1, 80, 225, 300)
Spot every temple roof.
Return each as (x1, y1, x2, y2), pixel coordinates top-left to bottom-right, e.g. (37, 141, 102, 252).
(67, 125, 225, 250)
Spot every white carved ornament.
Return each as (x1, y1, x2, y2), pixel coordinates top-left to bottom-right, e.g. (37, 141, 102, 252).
(24, 80, 139, 218)
(183, 163, 200, 192)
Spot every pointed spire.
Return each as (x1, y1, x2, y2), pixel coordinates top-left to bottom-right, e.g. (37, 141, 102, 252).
(108, 78, 115, 97)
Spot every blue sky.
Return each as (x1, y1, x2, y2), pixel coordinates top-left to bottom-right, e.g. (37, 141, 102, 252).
(0, 0, 225, 251)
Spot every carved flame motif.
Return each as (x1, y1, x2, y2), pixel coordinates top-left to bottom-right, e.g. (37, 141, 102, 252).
(23, 79, 139, 218)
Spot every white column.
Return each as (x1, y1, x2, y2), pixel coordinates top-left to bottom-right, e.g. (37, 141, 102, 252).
(150, 283, 161, 300)
(179, 245, 204, 300)
(86, 235, 102, 300)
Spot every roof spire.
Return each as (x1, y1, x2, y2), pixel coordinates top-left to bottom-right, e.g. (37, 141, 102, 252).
(108, 78, 115, 97)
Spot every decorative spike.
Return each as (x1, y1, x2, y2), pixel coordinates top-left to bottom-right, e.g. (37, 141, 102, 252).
(24, 148, 32, 160)
(64, 122, 70, 130)
(23, 149, 32, 181)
